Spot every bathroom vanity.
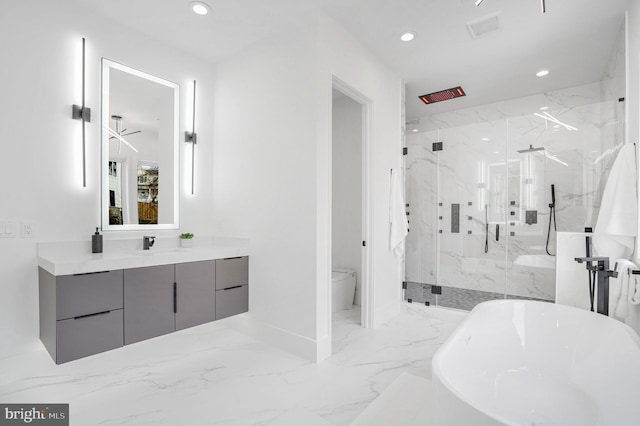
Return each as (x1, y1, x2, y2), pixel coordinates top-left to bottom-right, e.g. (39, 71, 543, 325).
(38, 238, 249, 364)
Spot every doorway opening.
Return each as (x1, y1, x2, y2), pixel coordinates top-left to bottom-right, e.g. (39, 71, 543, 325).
(330, 80, 371, 349)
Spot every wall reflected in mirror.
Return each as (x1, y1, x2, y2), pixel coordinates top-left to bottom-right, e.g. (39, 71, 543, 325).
(101, 59, 180, 230)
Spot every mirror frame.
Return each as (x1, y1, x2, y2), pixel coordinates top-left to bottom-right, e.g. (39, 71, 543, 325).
(101, 59, 180, 231)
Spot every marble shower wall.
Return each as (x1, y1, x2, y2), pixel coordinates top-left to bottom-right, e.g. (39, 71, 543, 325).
(406, 81, 624, 303)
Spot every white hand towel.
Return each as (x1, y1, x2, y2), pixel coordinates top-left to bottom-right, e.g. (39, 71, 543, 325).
(626, 275, 640, 334)
(594, 143, 638, 259)
(389, 169, 409, 257)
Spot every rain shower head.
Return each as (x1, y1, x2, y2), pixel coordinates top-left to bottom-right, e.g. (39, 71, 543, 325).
(517, 144, 545, 154)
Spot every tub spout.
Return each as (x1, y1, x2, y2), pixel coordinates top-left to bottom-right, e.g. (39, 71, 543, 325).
(574, 256, 617, 316)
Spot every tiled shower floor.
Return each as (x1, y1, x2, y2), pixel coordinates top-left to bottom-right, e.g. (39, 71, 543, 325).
(405, 281, 553, 311)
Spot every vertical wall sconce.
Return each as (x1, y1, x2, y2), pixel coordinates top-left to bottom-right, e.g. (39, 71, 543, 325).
(72, 37, 91, 187)
(184, 80, 197, 195)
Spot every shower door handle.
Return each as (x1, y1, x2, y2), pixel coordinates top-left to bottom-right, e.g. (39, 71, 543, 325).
(496, 224, 500, 241)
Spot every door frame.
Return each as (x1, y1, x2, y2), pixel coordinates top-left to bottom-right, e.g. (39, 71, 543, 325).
(330, 76, 374, 332)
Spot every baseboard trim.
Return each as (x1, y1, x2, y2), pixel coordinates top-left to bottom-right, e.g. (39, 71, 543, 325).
(222, 313, 324, 362)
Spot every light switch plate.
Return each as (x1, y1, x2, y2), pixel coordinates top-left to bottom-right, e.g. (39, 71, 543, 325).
(0, 222, 17, 238)
(21, 222, 34, 238)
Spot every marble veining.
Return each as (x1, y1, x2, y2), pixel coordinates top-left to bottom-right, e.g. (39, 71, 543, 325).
(0, 305, 465, 426)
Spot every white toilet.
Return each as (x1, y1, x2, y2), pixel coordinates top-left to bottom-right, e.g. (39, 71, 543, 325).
(331, 268, 357, 312)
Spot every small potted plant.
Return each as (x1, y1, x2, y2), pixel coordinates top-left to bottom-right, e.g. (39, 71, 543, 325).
(179, 233, 194, 248)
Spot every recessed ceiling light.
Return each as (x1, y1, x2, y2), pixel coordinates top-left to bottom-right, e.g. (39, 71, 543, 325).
(400, 32, 415, 42)
(191, 1, 211, 15)
(539, 106, 549, 111)
(412, 129, 419, 133)
(481, 137, 490, 141)
(536, 70, 549, 77)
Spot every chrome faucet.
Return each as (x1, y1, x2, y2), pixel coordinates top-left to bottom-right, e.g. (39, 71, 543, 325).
(143, 236, 156, 250)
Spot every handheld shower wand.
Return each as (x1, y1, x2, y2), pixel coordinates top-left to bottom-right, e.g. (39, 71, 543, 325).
(484, 204, 489, 253)
(546, 184, 557, 256)
(585, 229, 596, 312)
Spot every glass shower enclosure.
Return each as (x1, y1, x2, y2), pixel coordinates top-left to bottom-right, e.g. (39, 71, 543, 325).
(404, 84, 624, 310)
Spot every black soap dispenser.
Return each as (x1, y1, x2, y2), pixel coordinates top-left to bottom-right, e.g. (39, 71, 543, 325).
(92, 227, 103, 253)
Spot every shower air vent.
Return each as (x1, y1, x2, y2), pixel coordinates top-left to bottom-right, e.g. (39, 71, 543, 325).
(466, 12, 501, 39)
(419, 87, 466, 105)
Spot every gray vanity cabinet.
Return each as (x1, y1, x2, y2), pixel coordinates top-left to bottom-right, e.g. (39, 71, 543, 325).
(124, 265, 175, 345)
(175, 261, 216, 330)
(39, 268, 124, 364)
(39, 255, 246, 363)
(124, 261, 217, 343)
(215, 257, 249, 320)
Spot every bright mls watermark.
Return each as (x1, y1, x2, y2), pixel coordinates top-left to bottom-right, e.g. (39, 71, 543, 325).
(0, 404, 68, 425)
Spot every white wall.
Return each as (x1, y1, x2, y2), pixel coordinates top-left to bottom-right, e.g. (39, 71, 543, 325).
(332, 93, 362, 305)
(316, 13, 403, 336)
(213, 12, 402, 361)
(627, 7, 640, 147)
(212, 31, 321, 359)
(627, 5, 640, 259)
(0, 0, 216, 357)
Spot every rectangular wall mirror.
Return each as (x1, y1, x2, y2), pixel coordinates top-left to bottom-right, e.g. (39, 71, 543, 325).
(101, 59, 180, 230)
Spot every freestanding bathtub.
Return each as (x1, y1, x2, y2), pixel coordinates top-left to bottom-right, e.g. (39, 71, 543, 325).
(432, 300, 640, 426)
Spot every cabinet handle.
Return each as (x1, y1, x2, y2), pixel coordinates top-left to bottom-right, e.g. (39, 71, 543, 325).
(72, 270, 110, 276)
(223, 285, 243, 291)
(173, 282, 177, 313)
(74, 310, 111, 319)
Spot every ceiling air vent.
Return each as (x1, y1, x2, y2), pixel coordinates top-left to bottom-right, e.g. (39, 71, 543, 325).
(419, 87, 466, 105)
(466, 12, 501, 39)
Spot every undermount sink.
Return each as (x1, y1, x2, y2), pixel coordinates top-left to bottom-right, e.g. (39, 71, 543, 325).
(133, 247, 186, 256)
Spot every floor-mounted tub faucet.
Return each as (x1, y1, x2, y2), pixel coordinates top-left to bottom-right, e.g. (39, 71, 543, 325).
(574, 256, 618, 316)
(143, 236, 156, 250)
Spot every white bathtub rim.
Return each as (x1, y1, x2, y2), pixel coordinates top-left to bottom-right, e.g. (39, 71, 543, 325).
(432, 300, 520, 426)
(431, 299, 640, 426)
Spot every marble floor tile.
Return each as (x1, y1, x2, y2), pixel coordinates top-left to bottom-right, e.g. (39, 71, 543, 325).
(351, 373, 433, 426)
(0, 304, 465, 426)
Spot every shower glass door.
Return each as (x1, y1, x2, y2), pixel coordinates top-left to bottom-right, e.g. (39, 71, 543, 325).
(405, 130, 438, 303)
(436, 122, 508, 309)
(405, 121, 510, 308)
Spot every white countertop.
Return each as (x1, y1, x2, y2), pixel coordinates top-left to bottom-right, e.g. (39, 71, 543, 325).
(38, 237, 250, 276)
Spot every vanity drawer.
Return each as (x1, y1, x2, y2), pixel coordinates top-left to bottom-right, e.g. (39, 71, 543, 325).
(215, 257, 248, 290)
(56, 309, 123, 364)
(56, 270, 124, 320)
(215, 285, 248, 320)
